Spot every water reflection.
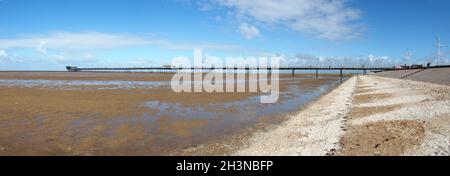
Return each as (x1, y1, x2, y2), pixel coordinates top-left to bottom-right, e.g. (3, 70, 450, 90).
(0, 79, 162, 89)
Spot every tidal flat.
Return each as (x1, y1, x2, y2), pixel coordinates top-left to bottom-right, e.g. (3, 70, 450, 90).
(0, 72, 344, 155)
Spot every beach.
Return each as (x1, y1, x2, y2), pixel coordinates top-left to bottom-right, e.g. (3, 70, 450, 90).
(1, 70, 448, 156)
(0, 72, 345, 155)
(236, 74, 450, 156)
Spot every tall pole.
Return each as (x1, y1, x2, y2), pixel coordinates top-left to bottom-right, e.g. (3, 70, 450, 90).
(404, 50, 412, 66)
(435, 36, 448, 65)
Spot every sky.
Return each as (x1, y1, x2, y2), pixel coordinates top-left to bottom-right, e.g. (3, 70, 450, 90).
(0, 0, 450, 70)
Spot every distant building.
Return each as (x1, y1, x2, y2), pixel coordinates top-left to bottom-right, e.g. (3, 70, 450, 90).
(163, 65, 176, 68)
(394, 64, 423, 70)
(66, 66, 79, 72)
(411, 64, 423, 69)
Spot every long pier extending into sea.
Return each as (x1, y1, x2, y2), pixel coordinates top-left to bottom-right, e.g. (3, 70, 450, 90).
(66, 66, 393, 76)
(65, 65, 450, 77)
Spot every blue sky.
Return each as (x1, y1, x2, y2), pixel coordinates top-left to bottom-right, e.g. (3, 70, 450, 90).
(0, 0, 449, 70)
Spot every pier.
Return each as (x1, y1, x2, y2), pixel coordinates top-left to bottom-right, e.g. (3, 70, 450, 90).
(66, 66, 397, 78)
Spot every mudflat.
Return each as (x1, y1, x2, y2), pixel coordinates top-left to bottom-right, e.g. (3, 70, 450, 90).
(0, 72, 343, 155)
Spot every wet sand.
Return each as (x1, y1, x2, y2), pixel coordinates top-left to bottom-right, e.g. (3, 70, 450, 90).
(236, 75, 450, 156)
(0, 72, 344, 155)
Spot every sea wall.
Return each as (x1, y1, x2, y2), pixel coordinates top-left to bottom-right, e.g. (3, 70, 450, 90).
(374, 67, 450, 86)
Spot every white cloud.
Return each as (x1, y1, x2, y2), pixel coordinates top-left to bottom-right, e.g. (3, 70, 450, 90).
(161, 42, 240, 51)
(0, 31, 155, 51)
(202, 0, 362, 40)
(284, 53, 397, 67)
(0, 31, 248, 67)
(36, 41, 48, 55)
(0, 31, 240, 51)
(0, 49, 7, 58)
(239, 23, 261, 39)
(130, 58, 157, 66)
(51, 54, 66, 63)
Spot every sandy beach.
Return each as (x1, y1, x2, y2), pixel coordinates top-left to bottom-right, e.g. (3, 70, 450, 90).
(0, 72, 345, 155)
(236, 75, 450, 156)
(1, 70, 448, 156)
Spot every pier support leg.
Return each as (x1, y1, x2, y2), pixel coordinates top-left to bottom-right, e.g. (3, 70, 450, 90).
(292, 69, 295, 77)
(340, 69, 343, 77)
(316, 69, 319, 78)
